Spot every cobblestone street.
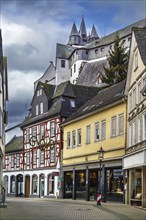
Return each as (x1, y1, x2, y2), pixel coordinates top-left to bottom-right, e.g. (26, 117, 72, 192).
(0, 198, 146, 220)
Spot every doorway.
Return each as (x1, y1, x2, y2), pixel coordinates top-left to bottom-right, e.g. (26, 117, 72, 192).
(25, 175, 30, 198)
(40, 174, 45, 197)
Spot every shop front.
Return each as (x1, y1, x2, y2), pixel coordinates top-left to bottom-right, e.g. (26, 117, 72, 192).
(63, 166, 123, 203)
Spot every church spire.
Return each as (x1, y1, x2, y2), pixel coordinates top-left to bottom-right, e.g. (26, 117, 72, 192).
(79, 16, 87, 39)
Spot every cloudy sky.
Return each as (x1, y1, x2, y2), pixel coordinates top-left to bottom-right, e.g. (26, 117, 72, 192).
(1, 0, 146, 143)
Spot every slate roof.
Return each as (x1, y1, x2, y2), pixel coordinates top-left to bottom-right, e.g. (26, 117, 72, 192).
(85, 18, 146, 49)
(21, 81, 101, 127)
(76, 59, 107, 86)
(134, 28, 146, 66)
(70, 22, 79, 36)
(62, 80, 126, 125)
(5, 136, 23, 153)
(40, 82, 55, 99)
(56, 43, 75, 59)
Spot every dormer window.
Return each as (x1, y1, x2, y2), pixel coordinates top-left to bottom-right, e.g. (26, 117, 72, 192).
(61, 60, 65, 68)
(70, 100, 75, 108)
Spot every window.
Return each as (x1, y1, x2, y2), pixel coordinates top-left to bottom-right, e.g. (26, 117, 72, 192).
(32, 175, 38, 194)
(72, 130, 76, 147)
(50, 146, 55, 163)
(138, 82, 142, 103)
(86, 125, 90, 144)
(74, 63, 76, 73)
(111, 116, 116, 137)
(143, 114, 146, 140)
(129, 92, 132, 112)
(71, 68, 72, 77)
(40, 125, 45, 139)
(61, 60, 65, 68)
(129, 124, 132, 147)
(50, 122, 55, 136)
(138, 117, 142, 142)
(135, 51, 138, 69)
(0, 109, 2, 138)
(40, 150, 45, 164)
(70, 100, 75, 108)
(32, 127, 37, 140)
(133, 121, 136, 145)
(25, 128, 29, 143)
(48, 175, 54, 194)
(95, 122, 99, 141)
(77, 129, 81, 146)
(26, 151, 30, 165)
(11, 155, 14, 168)
(133, 88, 136, 109)
(37, 90, 39, 97)
(16, 154, 20, 167)
(118, 113, 124, 135)
(36, 104, 39, 115)
(129, 122, 136, 146)
(33, 150, 37, 165)
(39, 89, 42, 95)
(67, 132, 71, 148)
(101, 120, 106, 140)
(40, 102, 43, 114)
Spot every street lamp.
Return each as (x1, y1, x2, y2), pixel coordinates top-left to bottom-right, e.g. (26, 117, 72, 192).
(97, 146, 105, 205)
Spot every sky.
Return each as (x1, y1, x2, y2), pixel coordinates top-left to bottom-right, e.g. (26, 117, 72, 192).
(0, 0, 146, 143)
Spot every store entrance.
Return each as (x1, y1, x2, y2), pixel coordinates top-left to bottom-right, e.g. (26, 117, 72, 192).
(106, 168, 123, 202)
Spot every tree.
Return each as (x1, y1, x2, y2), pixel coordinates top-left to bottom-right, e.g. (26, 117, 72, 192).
(102, 33, 128, 85)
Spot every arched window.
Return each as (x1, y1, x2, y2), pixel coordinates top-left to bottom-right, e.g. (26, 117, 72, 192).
(10, 175, 15, 193)
(48, 174, 54, 195)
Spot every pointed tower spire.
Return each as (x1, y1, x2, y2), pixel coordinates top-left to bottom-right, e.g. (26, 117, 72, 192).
(70, 22, 79, 36)
(79, 16, 87, 39)
(67, 22, 80, 46)
(89, 24, 100, 42)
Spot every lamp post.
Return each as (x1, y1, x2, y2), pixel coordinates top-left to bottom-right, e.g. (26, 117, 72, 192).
(97, 146, 105, 205)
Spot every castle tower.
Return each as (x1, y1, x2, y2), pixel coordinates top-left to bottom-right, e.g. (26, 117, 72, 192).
(67, 22, 80, 46)
(89, 24, 100, 42)
(79, 16, 87, 44)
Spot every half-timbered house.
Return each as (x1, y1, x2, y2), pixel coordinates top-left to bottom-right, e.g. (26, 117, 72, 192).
(4, 81, 100, 198)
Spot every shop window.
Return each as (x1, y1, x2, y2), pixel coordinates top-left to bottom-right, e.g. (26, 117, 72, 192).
(106, 169, 123, 202)
(76, 171, 86, 199)
(32, 175, 38, 194)
(130, 169, 142, 205)
(64, 172, 73, 198)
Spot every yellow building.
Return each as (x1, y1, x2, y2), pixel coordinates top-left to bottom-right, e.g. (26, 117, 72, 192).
(123, 28, 146, 208)
(61, 80, 126, 202)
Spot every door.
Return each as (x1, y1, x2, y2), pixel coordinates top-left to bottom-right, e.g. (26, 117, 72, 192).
(25, 176, 30, 198)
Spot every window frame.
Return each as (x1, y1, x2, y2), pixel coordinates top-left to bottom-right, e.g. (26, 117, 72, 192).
(86, 125, 91, 144)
